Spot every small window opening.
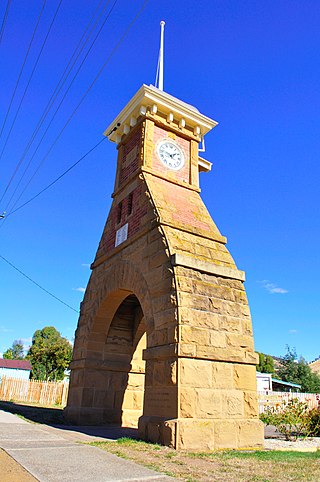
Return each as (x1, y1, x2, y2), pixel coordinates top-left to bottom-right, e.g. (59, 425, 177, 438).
(117, 202, 122, 224)
(127, 192, 133, 216)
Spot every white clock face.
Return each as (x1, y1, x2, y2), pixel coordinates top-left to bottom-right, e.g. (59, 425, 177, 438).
(156, 139, 185, 171)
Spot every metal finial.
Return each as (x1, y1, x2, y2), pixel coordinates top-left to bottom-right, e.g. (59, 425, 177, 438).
(155, 21, 165, 91)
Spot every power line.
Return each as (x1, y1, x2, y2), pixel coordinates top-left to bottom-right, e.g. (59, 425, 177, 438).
(4, 137, 106, 218)
(0, 0, 63, 199)
(7, 0, 149, 214)
(0, 253, 79, 313)
(3, 0, 114, 213)
(0, 0, 46, 141)
(2, 0, 110, 211)
(0, 0, 12, 45)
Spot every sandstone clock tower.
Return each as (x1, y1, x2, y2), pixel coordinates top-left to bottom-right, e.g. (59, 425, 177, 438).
(65, 84, 264, 450)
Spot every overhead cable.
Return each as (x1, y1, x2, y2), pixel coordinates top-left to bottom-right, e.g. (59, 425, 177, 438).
(0, 0, 63, 200)
(4, 137, 106, 219)
(0, 0, 12, 45)
(0, 0, 46, 141)
(3, 0, 113, 212)
(0, 253, 79, 313)
(7, 0, 149, 214)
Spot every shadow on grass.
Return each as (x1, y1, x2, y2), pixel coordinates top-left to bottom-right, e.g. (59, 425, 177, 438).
(0, 400, 139, 440)
(0, 400, 66, 424)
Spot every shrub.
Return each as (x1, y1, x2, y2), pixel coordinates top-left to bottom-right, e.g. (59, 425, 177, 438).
(260, 398, 320, 440)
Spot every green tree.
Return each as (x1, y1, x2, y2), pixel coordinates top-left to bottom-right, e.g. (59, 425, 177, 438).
(256, 352, 275, 374)
(3, 340, 25, 359)
(27, 327, 72, 381)
(277, 346, 320, 393)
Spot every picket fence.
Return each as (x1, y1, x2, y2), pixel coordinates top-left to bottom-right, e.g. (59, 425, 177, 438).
(0, 377, 69, 407)
(258, 390, 320, 414)
(1, 378, 319, 412)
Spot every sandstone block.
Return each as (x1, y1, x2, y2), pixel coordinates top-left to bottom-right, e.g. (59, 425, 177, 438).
(93, 389, 110, 408)
(221, 390, 244, 418)
(153, 294, 177, 315)
(178, 343, 196, 357)
(146, 421, 161, 443)
(122, 409, 143, 428)
(196, 345, 246, 363)
(82, 388, 94, 407)
(179, 292, 210, 310)
(242, 318, 253, 335)
(246, 350, 259, 364)
(180, 358, 212, 388)
(149, 250, 170, 269)
(238, 420, 264, 449)
(212, 362, 233, 389)
(177, 419, 215, 451)
(153, 308, 177, 330)
(122, 390, 134, 409)
(218, 315, 242, 334)
(176, 275, 194, 292)
(233, 290, 248, 304)
(180, 325, 210, 345)
(226, 333, 254, 350)
(209, 330, 227, 348)
(127, 372, 144, 389)
(144, 387, 178, 418)
(153, 360, 177, 386)
(244, 391, 259, 418)
(162, 419, 176, 447)
(195, 389, 222, 418)
(214, 420, 239, 449)
(179, 307, 220, 330)
(179, 388, 196, 418)
(233, 364, 257, 391)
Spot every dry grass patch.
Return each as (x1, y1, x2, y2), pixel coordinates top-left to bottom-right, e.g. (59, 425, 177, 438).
(90, 438, 320, 482)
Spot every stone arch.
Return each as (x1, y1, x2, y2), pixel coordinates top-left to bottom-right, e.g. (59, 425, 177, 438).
(66, 259, 162, 426)
(99, 293, 147, 427)
(83, 259, 154, 345)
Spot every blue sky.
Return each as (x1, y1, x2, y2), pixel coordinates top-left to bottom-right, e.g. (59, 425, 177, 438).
(0, 0, 319, 361)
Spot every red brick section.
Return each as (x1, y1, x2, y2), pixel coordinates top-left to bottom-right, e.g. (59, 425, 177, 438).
(96, 184, 149, 259)
(152, 125, 190, 184)
(119, 129, 141, 187)
(0, 358, 31, 370)
(155, 177, 212, 233)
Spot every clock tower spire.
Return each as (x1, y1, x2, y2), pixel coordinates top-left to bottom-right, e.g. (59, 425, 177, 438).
(66, 48, 264, 452)
(155, 20, 165, 91)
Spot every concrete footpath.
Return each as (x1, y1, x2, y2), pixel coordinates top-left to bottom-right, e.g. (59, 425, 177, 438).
(0, 410, 175, 482)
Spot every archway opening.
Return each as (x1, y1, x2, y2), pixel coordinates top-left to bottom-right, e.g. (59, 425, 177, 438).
(104, 294, 146, 428)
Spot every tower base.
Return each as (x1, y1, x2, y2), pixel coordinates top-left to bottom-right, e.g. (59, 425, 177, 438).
(139, 416, 264, 451)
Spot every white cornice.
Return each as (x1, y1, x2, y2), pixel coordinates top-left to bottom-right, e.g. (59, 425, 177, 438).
(104, 84, 218, 143)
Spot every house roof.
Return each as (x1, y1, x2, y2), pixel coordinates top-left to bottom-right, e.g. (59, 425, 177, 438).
(271, 378, 301, 389)
(0, 358, 31, 370)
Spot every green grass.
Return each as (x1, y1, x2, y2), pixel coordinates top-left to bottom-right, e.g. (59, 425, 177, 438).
(84, 437, 320, 481)
(226, 450, 320, 460)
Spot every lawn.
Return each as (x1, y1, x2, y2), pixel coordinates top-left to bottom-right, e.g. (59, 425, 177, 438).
(90, 438, 320, 482)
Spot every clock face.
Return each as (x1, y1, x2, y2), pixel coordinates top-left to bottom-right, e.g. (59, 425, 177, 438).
(156, 139, 185, 171)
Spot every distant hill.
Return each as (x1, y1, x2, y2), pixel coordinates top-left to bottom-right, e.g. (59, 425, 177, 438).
(309, 357, 320, 375)
(271, 355, 282, 369)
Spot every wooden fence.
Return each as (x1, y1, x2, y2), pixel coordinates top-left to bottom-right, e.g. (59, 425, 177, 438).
(258, 390, 320, 414)
(0, 377, 69, 407)
(1, 378, 319, 412)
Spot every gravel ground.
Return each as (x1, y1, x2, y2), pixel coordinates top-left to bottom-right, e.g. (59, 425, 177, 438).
(264, 425, 320, 451)
(264, 437, 320, 450)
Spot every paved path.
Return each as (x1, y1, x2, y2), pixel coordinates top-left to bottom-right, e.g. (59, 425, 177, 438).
(0, 410, 175, 482)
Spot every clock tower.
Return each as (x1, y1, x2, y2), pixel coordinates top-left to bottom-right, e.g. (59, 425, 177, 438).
(65, 84, 264, 450)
